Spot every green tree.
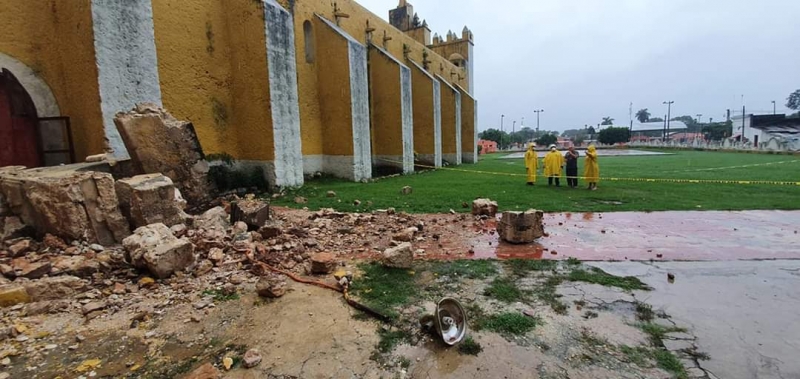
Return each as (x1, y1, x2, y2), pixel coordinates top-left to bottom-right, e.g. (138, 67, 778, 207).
(586, 126, 596, 137)
(601, 117, 614, 126)
(635, 109, 650, 123)
(535, 133, 558, 147)
(597, 127, 630, 144)
(479, 128, 508, 145)
(649, 117, 664, 122)
(787, 89, 800, 110)
(702, 121, 733, 141)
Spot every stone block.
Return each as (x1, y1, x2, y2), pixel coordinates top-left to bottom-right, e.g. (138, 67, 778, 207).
(1, 216, 33, 243)
(256, 274, 287, 298)
(0, 165, 130, 245)
(382, 242, 413, 268)
(116, 174, 188, 228)
(23, 276, 86, 301)
(123, 223, 195, 279)
(0, 285, 31, 307)
(230, 199, 270, 230)
(114, 104, 216, 209)
(496, 210, 544, 244)
(471, 198, 498, 217)
(310, 252, 337, 274)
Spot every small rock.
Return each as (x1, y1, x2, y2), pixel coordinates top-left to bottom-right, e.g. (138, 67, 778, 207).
(667, 273, 675, 283)
(69, 344, 79, 350)
(294, 197, 307, 204)
(471, 198, 498, 217)
(353, 200, 361, 206)
(8, 239, 33, 257)
(400, 186, 413, 195)
(76, 335, 86, 342)
(229, 274, 246, 285)
(82, 302, 106, 315)
(1, 358, 10, 366)
(145, 331, 156, 339)
(243, 349, 262, 368)
(326, 191, 337, 198)
(112, 283, 126, 295)
(45, 344, 57, 350)
(208, 248, 225, 263)
(392, 227, 417, 242)
(231, 221, 248, 236)
(194, 260, 214, 276)
(256, 274, 287, 298)
(183, 362, 220, 379)
(89, 244, 104, 252)
(138, 277, 156, 288)
(310, 253, 337, 274)
(382, 243, 413, 269)
(190, 315, 202, 323)
(223, 356, 233, 370)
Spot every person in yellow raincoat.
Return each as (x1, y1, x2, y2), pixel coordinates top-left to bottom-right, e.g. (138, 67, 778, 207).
(584, 144, 600, 190)
(544, 144, 565, 187)
(524, 143, 538, 185)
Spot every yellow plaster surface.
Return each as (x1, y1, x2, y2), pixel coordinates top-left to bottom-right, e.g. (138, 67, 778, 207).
(440, 81, 457, 155)
(313, 16, 354, 156)
(0, 0, 105, 161)
(409, 61, 435, 155)
(369, 46, 403, 157)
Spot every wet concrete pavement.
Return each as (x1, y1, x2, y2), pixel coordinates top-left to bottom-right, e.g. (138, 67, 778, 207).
(589, 260, 800, 379)
(469, 211, 800, 261)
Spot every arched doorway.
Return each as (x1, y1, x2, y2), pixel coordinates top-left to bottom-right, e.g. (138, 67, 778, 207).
(0, 68, 74, 168)
(0, 69, 41, 167)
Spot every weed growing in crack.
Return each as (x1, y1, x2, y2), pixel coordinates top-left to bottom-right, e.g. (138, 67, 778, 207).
(652, 349, 688, 378)
(567, 267, 650, 291)
(637, 323, 688, 346)
(202, 289, 239, 302)
(430, 259, 498, 279)
(350, 263, 418, 319)
(485, 277, 526, 303)
(532, 275, 568, 315)
(506, 259, 557, 276)
(479, 312, 540, 336)
(464, 303, 488, 331)
(620, 345, 652, 367)
(579, 328, 608, 347)
(458, 336, 483, 355)
(635, 301, 655, 322)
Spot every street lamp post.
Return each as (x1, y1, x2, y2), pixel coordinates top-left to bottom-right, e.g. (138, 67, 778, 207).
(772, 100, 776, 115)
(500, 114, 505, 150)
(663, 101, 674, 141)
(534, 109, 544, 134)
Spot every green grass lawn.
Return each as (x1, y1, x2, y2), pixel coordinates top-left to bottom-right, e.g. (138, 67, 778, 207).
(274, 150, 800, 213)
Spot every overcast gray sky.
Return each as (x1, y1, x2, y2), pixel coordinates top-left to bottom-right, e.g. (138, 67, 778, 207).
(358, 0, 800, 132)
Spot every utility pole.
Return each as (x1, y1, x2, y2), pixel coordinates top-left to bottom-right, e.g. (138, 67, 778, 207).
(742, 105, 746, 141)
(771, 100, 776, 115)
(534, 109, 544, 135)
(500, 114, 504, 150)
(662, 116, 667, 142)
(512, 121, 516, 148)
(663, 101, 674, 141)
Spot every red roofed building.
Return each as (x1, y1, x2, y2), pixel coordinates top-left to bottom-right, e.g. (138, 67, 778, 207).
(478, 139, 497, 154)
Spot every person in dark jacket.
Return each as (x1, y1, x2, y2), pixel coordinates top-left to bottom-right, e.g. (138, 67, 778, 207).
(564, 146, 580, 188)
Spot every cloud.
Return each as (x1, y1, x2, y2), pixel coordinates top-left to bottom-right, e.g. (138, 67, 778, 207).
(358, 0, 800, 130)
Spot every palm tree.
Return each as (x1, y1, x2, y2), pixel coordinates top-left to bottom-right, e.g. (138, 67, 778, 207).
(635, 108, 651, 123)
(601, 117, 614, 126)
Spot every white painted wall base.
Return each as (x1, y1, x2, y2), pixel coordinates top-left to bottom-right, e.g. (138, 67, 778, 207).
(417, 154, 437, 167)
(433, 80, 443, 167)
(442, 154, 460, 166)
(91, 0, 162, 159)
(374, 155, 406, 171)
(263, 0, 304, 188)
(454, 91, 462, 165)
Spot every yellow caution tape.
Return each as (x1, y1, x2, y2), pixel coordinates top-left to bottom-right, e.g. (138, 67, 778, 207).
(375, 158, 800, 186)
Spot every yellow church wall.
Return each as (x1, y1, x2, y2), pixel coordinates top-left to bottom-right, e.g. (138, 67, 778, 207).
(313, 16, 354, 157)
(440, 78, 457, 157)
(152, 0, 239, 158)
(0, 0, 105, 161)
(225, 1, 274, 162)
(369, 46, 403, 157)
(409, 60, 436, 160)
(280, 0, 468, 160)
(458, 85, 477, 163)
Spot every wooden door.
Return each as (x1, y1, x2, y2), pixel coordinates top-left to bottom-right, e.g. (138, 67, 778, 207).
(0, 69, 41, 168)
